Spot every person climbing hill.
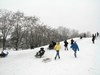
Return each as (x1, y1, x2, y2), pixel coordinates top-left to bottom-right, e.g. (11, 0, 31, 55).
(70, 41, 79, 58)
(54, 42, 61, 60)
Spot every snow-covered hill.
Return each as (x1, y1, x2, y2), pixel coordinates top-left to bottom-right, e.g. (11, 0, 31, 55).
(0, 37, 100, 75)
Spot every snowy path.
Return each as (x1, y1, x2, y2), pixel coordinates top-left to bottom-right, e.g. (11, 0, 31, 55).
(0, 38, 100, 75)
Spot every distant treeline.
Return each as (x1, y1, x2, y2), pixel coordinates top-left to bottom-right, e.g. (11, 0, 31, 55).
(0, 9, 91, 50)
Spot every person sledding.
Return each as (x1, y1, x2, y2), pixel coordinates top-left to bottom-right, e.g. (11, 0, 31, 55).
(35, 47, 45, 58)
(70, 41, 79, 58)
(0, 51, 9, 57)
(48, 41, 56, 50)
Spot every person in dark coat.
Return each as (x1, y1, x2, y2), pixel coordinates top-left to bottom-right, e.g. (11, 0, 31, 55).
(92, 34, 96, 44)
(80, 36, 83, 39)
(70, 42, 79, 58)
(97, 32, 99, 37)
(35, 48, 45, 58)
(64, 40, 68, 50)
(0, 51, 9, 57)
(71, 39, 74, 45)
(48, 41, 56, 50)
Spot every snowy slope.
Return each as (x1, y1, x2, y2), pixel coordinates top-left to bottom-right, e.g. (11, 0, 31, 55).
(0, 37, 100, 75)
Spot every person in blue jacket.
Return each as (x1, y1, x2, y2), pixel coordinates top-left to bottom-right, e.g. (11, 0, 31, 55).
(70, 41, 79, 58)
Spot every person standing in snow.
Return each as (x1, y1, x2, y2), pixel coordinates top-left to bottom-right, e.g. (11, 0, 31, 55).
(64, 40, 68, 50)
(54, 42, 61, 60)
(92, 34, 96, 44)
(97, 32, 99, 37)
(71, 39, 74, 45)
(70, 41, 79, 58)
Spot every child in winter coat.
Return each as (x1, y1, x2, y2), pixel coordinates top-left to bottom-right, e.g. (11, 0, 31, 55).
(71, 39, 74, 45)
(70, 42, 79, 58)
(54, 42, 61, 60)
(35, 48, 45, 58)
(64, 40, 68, 50)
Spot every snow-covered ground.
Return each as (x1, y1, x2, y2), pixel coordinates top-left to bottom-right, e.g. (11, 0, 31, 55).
(0, 37, 100, 75)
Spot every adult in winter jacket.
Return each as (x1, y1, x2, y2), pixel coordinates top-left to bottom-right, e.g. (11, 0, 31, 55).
(70, 42, 79, 58)
(54, 42, 61, 60)
(64, 40, 68, 50)
(92, 34, 96, 44)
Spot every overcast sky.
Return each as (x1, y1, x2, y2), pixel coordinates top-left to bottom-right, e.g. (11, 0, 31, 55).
(0, 0, 100, 33)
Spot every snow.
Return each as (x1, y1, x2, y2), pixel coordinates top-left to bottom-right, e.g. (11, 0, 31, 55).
(0, 37, 100, 75)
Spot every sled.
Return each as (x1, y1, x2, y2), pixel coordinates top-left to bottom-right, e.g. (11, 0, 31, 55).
(42, 58, 51, 63)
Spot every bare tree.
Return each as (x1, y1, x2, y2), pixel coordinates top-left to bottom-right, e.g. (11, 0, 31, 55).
(86, 31, 91, 37)
(69, 29, 79, 38)
(57, 26, 70, 40)
(0, 9, 14, 50)
(10, 11, 25, 50)
(23, 16, 39, 49)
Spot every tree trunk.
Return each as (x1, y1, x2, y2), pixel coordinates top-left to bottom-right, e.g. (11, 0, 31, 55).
(3, 37, 6, 51)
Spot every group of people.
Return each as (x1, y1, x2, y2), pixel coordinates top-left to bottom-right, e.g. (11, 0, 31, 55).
(54, 39, 79, 60)
(1, 32, 99, 59)
(54, 32, 99, 60)
(35, 39, 79, 60)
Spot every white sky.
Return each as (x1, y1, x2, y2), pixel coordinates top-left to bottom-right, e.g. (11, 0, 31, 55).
(0, 0, 100, 33)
